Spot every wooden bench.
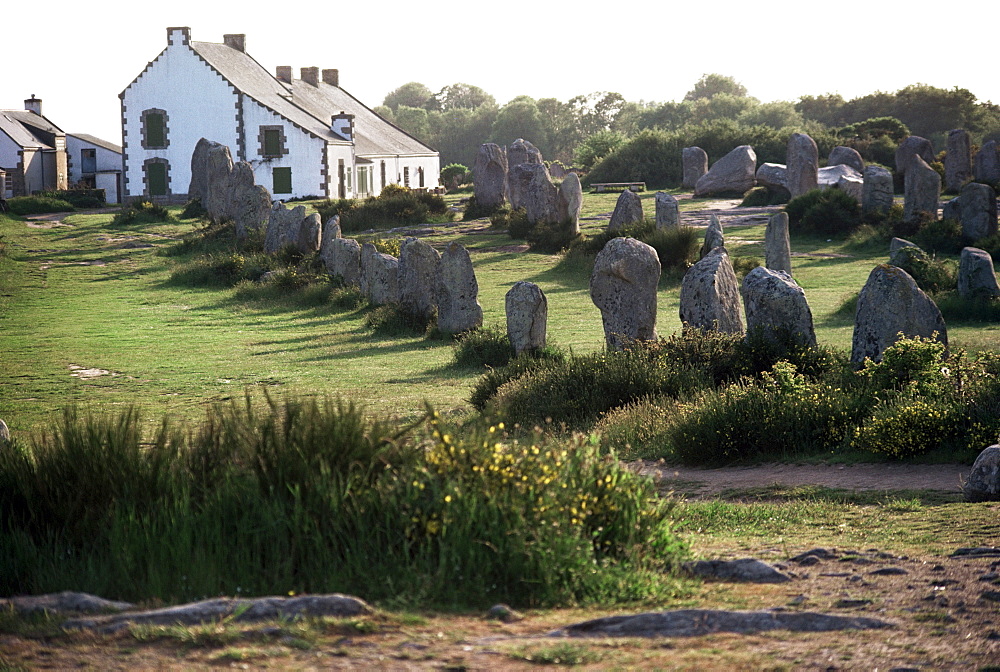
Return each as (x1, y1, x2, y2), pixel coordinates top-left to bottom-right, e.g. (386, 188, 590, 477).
(590, 182, 646, 193)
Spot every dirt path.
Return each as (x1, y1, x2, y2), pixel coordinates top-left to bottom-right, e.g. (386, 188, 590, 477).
(635, 461, 968, 498)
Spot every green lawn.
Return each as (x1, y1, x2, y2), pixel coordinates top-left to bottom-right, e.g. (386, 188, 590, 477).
(0, 196, 995, 435)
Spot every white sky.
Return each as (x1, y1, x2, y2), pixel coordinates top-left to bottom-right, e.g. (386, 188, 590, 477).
(5, 0, 999, 145)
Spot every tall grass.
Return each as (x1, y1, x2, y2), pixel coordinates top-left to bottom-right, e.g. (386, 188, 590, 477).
(0, 397, 688, 608)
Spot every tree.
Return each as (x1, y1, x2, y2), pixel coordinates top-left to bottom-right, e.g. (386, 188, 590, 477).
(796, 93, 848, 127)
(393, 106, 431, 140)
(427, 105, 499, 167)
(382, 82, 435, 112)
(684, 74, 748, 101)
(489, 96, 550, 154)
(434, 83, 496, 111)
(688, 93, 757, 124)
(737, 101, 805, 130)
(574, 130, 626, 171)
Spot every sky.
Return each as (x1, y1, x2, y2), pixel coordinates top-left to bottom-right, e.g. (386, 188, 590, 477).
(5, 0, 999, 145)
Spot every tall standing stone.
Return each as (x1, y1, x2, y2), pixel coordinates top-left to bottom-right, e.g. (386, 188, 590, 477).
(862, 165, 894, 217)
(398, 237, 441, 321)
(472, 143, 508, 210)
(700, 215, 724, 259)
(974, 140, 1000, 185)
(740, 267, 816, 347)
(508, 163, 558, 221)
(319, 215, 342, 269)
(590, 237, 660, 350)
(942, 182, 998, 240)
(945, 129, 972, 193)
(327, 238, 362, 286)
(682, 147, 709, 189)
(226, 162, 272, 241)
(850, 265, 947, 364)
(360, 243, 399, 305)
(608, 189, 644, 231)
(654, 192, 679, 229)
(505, 281, 547, 355)
(957, 247, 1000, 299)
(679, 247, 744, 334)
(188, 137, 224, 204)
(786, 133, 819, 199)
(765, 211, 791, 273)
(903, 156, 941, 224)
(694, 145, 757, 197)
(436, 242, 483, 334)
(828, 146, 865, 174)
(895, 136, 935, 177)
(556, 172, 583, 234)
(265, 203, 319, 255)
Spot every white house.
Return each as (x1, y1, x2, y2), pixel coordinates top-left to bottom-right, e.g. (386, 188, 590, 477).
(120, 27, 440, 202)
(66, 133, 123, 203)
(0, 97, 68, 197)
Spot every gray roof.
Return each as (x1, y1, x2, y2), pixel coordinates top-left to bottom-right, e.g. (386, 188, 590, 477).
(0, 111, 61, 150)
(187, 40, 434, 156)
(68, 133, 123, 154)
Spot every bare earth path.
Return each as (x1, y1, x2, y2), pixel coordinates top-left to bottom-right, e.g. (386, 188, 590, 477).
(636, 462, 968, 497)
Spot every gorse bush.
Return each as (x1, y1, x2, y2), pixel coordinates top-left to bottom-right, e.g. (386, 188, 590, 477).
(453, 325, 515, 368)
(785, 188, 861, 235)
(316, 187, 452, 233)
(0, 399, 689, 607)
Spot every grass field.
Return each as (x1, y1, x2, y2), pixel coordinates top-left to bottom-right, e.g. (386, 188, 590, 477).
(1, 191, 997, 435)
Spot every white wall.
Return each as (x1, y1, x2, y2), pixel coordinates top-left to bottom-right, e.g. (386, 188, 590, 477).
(121, 32, 239, 199)
(66, 135, 122, 185)
(243, 99, 331, 200)
(363, 154, 441, 196)
(95, 171, 121, 204)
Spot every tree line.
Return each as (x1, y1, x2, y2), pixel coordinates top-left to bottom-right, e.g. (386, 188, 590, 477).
(374, 75, 1000, 189)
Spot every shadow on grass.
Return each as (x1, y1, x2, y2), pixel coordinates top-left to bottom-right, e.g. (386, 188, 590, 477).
(715, 483, 963, 507)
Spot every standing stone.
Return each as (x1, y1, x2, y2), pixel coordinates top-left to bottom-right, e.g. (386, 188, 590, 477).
(888, 237, 922, 266)
(654, 192, 679, 229)
(740, 267, 816, 347)
(556, 173, 583, 234)
(608, 189, 644, 231)
(754, 163, 788, 195)
(895, 136, 935, 177)
(508, 138, 543, 169)
(473, 143, 508, 210)
(963, 445, 1000, 502)
(188, 137, 224, 203)
(942, 182, 998, 240)
(764, 212, 791, 273)
(862, 165, 895, 217)
(974, 140, 1000, 185)
(850, 265, 947, 364)
(700, 215, 724, 259)
(360, 243, 399, 305)
(508, 163, 558, 222)
(590, 237, 660, 350)
(226, 162, 272, 241)
(818, 164, 862, 189)
(548, 162, 567, 179)
(786, 133, 819, 199)
(319, 215, 342, 270)
(297, 214, 322, 254)
(957, 247, 1000, 299)
(679, 247, 744, 334)
(398, 237, 441, 321)
(505, 281, 547, 355)
(836, 173, 864, 202)
(682, 147, 709, 189)
(903, 156, 941, 224)
(694, 145, 757, 197)
(436, 242, 483, 334)
(201, 141, 234, 220)
(828, 146, 865, 174)
(327, 238, 362, 286)
(945, 129, 972, 193)
(264, 204, 319, 255)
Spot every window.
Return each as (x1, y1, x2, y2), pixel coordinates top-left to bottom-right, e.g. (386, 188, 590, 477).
(346, 167, 352, 191)
(81, 148, 97, 173)
(380, 161, 386, 189)
(141, 108, 169, 149)
(259, 126, 287, 158)
(357, 166, 370, 197)
(418, 167, 425, 188)
(403, 166, 410, 188)
(273, 167, 292, 194)
(143, 158, 169, 196)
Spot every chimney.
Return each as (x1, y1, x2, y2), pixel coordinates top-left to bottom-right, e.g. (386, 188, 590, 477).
(322, 69, 339, 87)
(301, 67, 319, 86)
(24, 95, 42, 116)
(223, 34, 246, 52)
(276, 66, 292, 83)
(167, 26, 191, 46)
(331, 112, 355, 142)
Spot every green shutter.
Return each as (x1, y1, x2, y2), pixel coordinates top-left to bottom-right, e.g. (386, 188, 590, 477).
(147, 162, 167, 196)
(273, 167, 292, 194)
(263, 129, 280, 156)
(146, 113, 165, 147)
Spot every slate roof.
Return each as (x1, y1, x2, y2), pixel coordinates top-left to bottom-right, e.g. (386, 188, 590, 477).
(0, 111, 62, 150)
(68, 133, 123, 154)
(187, 39, 434, 156)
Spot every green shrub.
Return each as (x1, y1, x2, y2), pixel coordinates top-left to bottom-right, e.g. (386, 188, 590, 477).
(849, 396, 964, 458)
(858, 335, 952, 398)
(180, 198, 208, 219)
(468, 351, 567, 411)
(316, 187, 452, 233)
(440, 163, 469, 189)
(6, 196, 75, 215)
(364, 303, 436, 336)
(567, 222, 698, 276)
(891, 246, 956, 294)
(527, 219, 580, 253)
(365, 236, 402, 257)
(463, 195, 502, 221)
(594, 397, 681, 460)
(935, 292, 1000, 323)
(785, 188, 861, 235)
(913, 217, 966, 255)
(38, 189, 106, 209)
(453, 325, 514, 368)
(740, 186, 789, 207)
(500, 207, 532, 239)
(112, 200, 174, 226)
